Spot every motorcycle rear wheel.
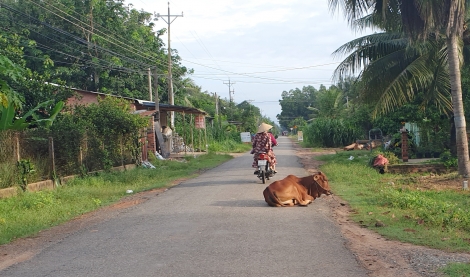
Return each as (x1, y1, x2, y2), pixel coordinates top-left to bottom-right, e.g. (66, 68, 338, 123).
(266, 162, 271, 180)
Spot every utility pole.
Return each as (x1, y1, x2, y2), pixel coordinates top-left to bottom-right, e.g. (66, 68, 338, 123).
(155, 2, 183, 130)
(223, 79, 235, 102)
(153, 68, 160, 115)
(153, 68, 171, 158)
(214, 92, 219, 117)
(148, 68, 152, 101)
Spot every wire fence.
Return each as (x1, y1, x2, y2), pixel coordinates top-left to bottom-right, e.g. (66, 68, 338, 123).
(0, 129, 136, 189)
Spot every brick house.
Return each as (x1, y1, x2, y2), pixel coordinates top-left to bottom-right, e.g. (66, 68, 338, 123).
(66, 88, 207, 160)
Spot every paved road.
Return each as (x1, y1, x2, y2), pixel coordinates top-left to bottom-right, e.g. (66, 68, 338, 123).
(1, 136, 368, 277)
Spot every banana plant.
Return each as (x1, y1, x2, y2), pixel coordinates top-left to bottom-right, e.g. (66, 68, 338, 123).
(0, 99, 64, 131)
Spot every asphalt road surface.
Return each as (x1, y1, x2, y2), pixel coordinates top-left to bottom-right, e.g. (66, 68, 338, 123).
(1, 136, 369, 277)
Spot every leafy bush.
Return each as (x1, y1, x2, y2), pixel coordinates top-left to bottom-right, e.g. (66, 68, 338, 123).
(371, 150, 400, 165)
(440, 150, 458, 168)
(54, 96, 148, 174)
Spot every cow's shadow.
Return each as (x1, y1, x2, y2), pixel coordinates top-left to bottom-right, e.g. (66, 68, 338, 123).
(211, 199, 267, 207)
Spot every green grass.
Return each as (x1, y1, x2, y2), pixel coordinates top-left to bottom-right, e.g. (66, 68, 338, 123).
(440, 263, 470, 276)
(208, 139, 252, 153)
(0, 162, 17, 189)
(0, 152, 232, 245)
(4, 144, 470, 275)
(316, 149, 470, 275)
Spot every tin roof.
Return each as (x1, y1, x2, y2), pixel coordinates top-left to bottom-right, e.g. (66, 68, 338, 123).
(135, 100, 207, 115)
(68, 87, 207, 115)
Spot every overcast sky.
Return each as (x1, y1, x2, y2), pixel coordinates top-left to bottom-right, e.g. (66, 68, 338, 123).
(127, 0, 372, 126)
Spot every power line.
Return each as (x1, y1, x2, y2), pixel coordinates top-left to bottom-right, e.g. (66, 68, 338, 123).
(1, 0, 343, 112)
(1, 3, 156, 70)
(23, 0, 165, 69)
(2, 2, 337, 88)
(8, 0, 190, 79)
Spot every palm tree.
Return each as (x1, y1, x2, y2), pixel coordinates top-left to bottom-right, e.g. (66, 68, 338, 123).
(333, 32, 452, 118)
(329, 0, 470, 176)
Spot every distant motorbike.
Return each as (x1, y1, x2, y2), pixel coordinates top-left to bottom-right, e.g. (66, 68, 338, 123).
(254, 152, 275, 184)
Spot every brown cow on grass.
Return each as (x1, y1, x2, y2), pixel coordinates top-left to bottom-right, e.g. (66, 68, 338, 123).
(263, 172, 331, 207)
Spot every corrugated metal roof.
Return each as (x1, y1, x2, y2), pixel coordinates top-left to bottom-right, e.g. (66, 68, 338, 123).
(69, 88, 207, 115)
(136, 100, 207, 115)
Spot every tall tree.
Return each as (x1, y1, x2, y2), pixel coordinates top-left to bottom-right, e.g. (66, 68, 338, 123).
(278, 86, 317, 129)
(333, 32, 453, 117)
(313, 85, 345, 118)
(329, 0, 470, 176)
(0, 0, 188, 102)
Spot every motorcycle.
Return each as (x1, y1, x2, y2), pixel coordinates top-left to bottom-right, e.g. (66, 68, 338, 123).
(254, 152, 275, 184)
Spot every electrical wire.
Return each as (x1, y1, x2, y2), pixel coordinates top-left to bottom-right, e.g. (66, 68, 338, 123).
(32, 0, 192, 77)
(1, 1, 338, 95)
(23, 0, 164, 68)
(0, 9, 156, 75)
(1, 1, 185, 79)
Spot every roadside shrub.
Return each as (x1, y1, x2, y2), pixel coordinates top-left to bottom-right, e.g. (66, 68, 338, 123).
(303, 118, 363, 148)
(440, 150, 457, 168)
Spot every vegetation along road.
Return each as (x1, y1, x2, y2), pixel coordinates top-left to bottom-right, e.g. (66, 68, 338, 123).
(0, 136, 368, 277)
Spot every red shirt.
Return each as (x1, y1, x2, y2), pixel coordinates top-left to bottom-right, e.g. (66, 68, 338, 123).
(269, 133, 277, 146)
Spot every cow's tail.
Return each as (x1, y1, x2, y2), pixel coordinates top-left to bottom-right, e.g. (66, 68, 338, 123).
(263, 186, 284, 207)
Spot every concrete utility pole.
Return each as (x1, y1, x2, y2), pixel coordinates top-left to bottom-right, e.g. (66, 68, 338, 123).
(153, 68, 160, 114)
(155, 2, 183, 130)
(214, 92, 219, 117)
(224, 79, 235, 102)
(148, 68, 152, 101)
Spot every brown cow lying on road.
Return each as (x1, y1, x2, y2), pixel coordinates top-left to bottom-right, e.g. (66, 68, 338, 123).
(263, 172, 331, 207)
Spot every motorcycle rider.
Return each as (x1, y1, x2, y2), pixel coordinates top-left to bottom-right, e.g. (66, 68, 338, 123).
(268, 130, 278, 147)
(251, 122, 277, 174)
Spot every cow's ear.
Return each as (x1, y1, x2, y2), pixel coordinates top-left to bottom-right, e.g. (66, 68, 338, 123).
(313, 174, 320, 181)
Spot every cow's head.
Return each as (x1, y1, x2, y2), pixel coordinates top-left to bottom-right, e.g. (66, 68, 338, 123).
(313, 172, 332, 195)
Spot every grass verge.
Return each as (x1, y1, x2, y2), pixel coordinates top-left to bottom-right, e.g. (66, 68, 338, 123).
(316, 149, 470, 275)
(208, 139, 252, 153)
(0, 152, 232, 245)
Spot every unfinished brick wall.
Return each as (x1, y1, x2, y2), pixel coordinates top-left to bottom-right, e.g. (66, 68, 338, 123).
(147, 117, 156, 155)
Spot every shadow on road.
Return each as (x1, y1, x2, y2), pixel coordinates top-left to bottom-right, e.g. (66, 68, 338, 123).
(175, 178, 255, 187)
(210, 199, 267, 207)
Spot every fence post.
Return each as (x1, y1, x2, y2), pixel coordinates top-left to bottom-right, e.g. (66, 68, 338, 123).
(199, 129, 202, 152)
(183, 112, 186, 154)
(15, 132, 20, 162)
(48, 137, 56, 185)
(120, 137, 125, 169)
(191, 115, 194, 153)
(401, 128, 409, 162)
(204, 128, 208, 153)
(79, 146, 83, 167)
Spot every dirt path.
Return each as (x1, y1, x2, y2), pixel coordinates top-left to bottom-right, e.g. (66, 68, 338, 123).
(293, 143, 470, 277)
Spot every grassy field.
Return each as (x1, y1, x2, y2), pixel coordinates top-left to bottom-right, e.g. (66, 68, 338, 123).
(315, 149, 470, 276)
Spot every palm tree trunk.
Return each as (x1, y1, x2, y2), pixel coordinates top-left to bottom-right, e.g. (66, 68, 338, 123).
(447, 34, 470, 176)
